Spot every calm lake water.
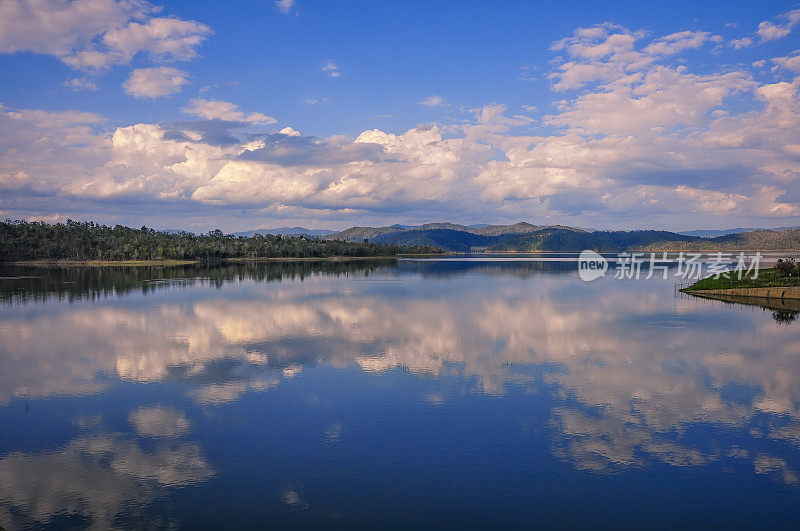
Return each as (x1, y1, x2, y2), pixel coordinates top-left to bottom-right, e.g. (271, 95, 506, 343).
(1, 256, 800, 528)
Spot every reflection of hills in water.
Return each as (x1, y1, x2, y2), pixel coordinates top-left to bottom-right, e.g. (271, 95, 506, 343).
(398, 257, 578, 278)
(0, 258, 583, 303)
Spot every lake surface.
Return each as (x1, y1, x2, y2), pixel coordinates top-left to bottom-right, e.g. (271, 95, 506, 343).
(1, 256, 800, 528)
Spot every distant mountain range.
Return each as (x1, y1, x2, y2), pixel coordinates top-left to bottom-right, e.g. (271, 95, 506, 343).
(319, 222, 800, 252)
(328, 222, 572, 242)
(232, 227, 337, 237)
(169, 222, 800, 252)
(676, 226, 800, 238)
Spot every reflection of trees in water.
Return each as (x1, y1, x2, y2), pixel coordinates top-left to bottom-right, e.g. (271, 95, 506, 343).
(771, 309, 799, 324)
(0, 260, 397, 304)
(686, 292, 800, 326)
(0, 259, 586, 304)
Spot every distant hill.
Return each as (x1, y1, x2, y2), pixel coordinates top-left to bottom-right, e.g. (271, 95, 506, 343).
(326, 222, 800, 252)
(473, 222, 543, 236)
(328, 222, 564, 242)
(372, 229, 494, 252)
(233, 227, 336, 238)
(678, 228, 754, 238)
(643, 229, 800, 251)
(325, 225, 412, 241)
(678, 226, 800, 238)
(488, 229, 703, 252)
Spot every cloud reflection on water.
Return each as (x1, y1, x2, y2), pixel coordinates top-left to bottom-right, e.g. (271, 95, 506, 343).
(0, 429, 213, 528)
(1, 260, 800, 525)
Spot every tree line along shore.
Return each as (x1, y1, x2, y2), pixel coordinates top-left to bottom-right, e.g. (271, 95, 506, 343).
(0, 220, 441, 263)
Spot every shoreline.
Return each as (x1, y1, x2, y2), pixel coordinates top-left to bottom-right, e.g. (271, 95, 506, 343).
(681, 286, 800, 300)
(465, 249, 800, 254)
(3, 255, 444, 267)
(682, 290, 800, 313)
(4, 249, 797, 267)
(639, 249, 800, 253)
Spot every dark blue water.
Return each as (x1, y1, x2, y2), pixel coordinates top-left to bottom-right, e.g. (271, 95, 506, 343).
(1, 258, 799, 528)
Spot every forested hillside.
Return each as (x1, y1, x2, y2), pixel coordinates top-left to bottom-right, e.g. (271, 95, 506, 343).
(641, 229, 800, 251)
(0, 220, 440, 262)
(329, 222, 800, 252)
(372, 229, 494, 252)
(371, 227, 705, 251)
(488, 229, 704, 252)
(6, 220, 798, 261)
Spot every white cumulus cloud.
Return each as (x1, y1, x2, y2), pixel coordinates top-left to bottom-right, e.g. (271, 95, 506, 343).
(773, 50, 800, 73)
(2, 20, 800, 229)
(729, 37, 753, 49)
(123, 66, 189, 98)
(182, 98, 276, 123)
(757, 9, 800, 42)
(0, 0, 211, 70)
(643, 30, 720, 56)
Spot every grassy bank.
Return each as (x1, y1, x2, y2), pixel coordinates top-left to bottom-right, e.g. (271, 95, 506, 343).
(683, 267, 800, 290)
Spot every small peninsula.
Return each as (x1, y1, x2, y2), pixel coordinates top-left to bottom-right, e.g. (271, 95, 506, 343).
(681, 259, 800, 305)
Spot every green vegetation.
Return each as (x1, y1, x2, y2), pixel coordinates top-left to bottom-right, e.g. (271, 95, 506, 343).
(487, 229, 693, 252)
(0, 220, 441, 262)
(330, 223, 800, 252)
(369, 227, 715, 252)
(642, 229, 800, 251)
(684, 263, 800, 291)
(775, 257, 800, 277)
(6, 219, 799, 262)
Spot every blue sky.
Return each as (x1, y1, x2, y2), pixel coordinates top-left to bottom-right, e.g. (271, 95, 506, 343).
(1, 0, 799, 231)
